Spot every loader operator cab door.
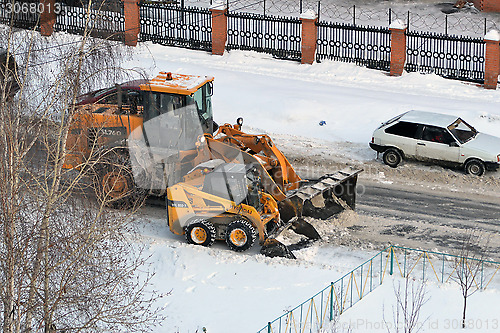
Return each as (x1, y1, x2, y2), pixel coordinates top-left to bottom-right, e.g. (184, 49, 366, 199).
(192, 81, 214, 134)
(142, 82, 214, 150)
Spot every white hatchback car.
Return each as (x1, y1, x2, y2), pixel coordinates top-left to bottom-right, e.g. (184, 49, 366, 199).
(370, 110, 500, 176)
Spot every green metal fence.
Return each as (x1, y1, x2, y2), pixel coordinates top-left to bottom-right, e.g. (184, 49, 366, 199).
(258, 245, 500, 333)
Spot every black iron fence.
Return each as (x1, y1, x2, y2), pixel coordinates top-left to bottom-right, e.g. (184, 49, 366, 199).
(0, 0, 40, 30)
(226, 12, 301, 61)
(54, 1, 125, 40)
(0, 1, 492, 85)
(405, 31, 485, 83)
(316, 22, 391, 71)
(139, 2, 212, 52)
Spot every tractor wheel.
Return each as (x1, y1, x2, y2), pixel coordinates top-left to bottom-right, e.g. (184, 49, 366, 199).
(94, 152, 146, 209)
(185, 220, 216, 247)
(225, 220, 257, 252)
(383, 148, 402, 168)
(465, 159, 485, 176)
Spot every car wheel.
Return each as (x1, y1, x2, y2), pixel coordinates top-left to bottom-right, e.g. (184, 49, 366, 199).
(465, 159, 485, 176)
(383, 149, 402, 168)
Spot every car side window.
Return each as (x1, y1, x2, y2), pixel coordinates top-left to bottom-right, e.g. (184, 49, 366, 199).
(421, 126, 455, 145)
(385, 121, 419, 138)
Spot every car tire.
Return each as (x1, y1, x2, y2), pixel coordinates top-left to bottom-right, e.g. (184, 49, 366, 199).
(464, 159, 485, 176)
(383, 148, 402, 168)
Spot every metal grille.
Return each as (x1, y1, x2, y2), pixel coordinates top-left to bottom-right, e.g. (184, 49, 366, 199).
(226, 12, 301, 62)
(139, 2, 212, 52)
(54, 2, 125, 40)
(0, 0, 40, 30)
(405, 31, 485, 83)
(316, 22, 391, 71)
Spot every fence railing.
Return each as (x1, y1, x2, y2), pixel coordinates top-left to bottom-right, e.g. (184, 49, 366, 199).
(316, 21, 391, 71)
(227, 12, 301, 61)
(0, 0, 40, 30)
(54, 2, 125, 40)
(258, 245, 500, 333)
(0, 1, 495, 86)
(405, 31, 485, 83)
(139, 1, 212, 52)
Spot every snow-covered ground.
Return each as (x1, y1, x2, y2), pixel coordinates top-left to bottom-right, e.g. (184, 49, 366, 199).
(137, 209, 500, 332)
(122, 44, 500, 332)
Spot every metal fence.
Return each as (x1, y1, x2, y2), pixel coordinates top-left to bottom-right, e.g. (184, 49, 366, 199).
(405, 31, 485, 83)
(54, 2, 125, 40)
(258, 245, 500, 333)
(316, 21, 391, 71)
(139, 2, 212, 52)
(226, 12, 301, 61)
(0, 0, 40, 30)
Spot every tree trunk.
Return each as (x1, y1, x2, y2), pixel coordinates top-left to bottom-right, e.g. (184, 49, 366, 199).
(462, 294, 467, 328)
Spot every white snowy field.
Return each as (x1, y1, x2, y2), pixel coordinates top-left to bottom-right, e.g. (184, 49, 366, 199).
(122, 45, 500, 332)
(137, 213, 500, 333)
(337, 275, 500, 333)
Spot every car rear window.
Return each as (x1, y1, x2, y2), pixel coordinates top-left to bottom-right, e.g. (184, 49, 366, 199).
(385, 121, 419, 139)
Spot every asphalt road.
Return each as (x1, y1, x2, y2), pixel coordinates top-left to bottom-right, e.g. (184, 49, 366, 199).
(350, 180, 500, 259)
(357, 182, 500, 229)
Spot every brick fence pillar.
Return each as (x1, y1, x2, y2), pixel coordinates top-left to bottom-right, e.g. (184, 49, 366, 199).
(484, 30, 500, 89)
(482, 0, 500, 12)
(123, 0, 140, 46)
(300, 10, 318, 65)
(389, 20, 407, 76)
(210, 2, 227, 56)
(40, 0, 56, 36)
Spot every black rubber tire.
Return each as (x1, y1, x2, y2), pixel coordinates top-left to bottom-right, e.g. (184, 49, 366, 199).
(93, 152, 146, 209)
(464, 159, 485, 176)
(185, 220, 216, 247)
(383, 148, 402, 168)
(225, 220, 257, 252)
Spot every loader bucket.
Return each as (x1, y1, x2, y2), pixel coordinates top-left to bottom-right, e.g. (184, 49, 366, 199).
(260, 238, 296, 259)
(293, 168, 362, 220)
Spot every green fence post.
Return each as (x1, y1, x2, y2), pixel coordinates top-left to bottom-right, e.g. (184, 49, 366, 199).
(330, 282, 334, 321)
(481, 261, 484, 289)
(267, 322, 271, 333)
(423, 253, 426, 281)
(390, 247, 394, 276)
(442, 254, 445, 283)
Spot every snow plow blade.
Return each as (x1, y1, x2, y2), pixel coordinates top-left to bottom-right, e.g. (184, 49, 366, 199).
(260, 238, 296, 259)
(280, 167, 362, 223)
(259, 217, 321, 259)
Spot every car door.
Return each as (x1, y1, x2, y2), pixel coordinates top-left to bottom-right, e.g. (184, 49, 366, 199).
(383, 121, 419, 157)
(416, 125, 460, 163)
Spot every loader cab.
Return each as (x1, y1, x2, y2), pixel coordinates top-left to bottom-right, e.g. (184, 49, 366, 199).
(140, 72, 214, 139)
